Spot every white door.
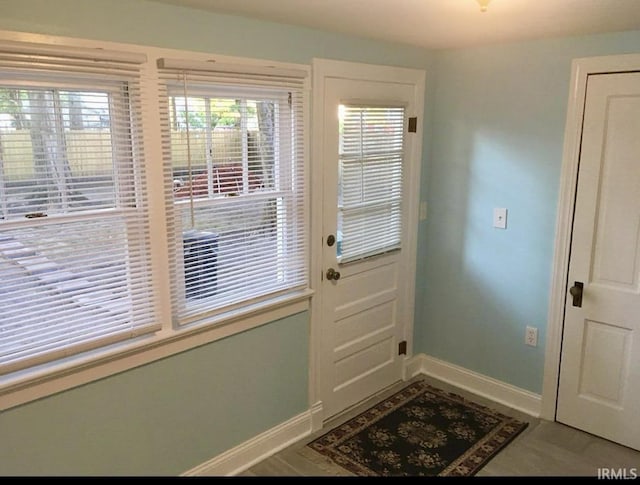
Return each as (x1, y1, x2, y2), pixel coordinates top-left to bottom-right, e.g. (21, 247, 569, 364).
(314, 61, 424, 419)
(557, 71, 640, 450)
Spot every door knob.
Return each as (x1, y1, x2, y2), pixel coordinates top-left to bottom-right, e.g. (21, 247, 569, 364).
(569, 281, 583, 307)
(326, 268, 341, 281)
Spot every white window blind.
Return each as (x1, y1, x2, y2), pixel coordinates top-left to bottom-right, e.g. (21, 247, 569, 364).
(158, 59, 308, 324)
(338, 105, 405, 263)
(0, 43, 158, 373)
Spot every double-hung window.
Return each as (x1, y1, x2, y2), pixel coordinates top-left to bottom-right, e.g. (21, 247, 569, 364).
(0, 43, 157, 374)
(158, 60, 308, 324)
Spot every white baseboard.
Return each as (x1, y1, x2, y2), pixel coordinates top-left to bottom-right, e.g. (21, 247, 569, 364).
(404, 354, 426, 379)
(184, 403, 323, 477)
(405, 354, 542, 418)
(310, 401, 324, 432)
(187, 354, 540, 477)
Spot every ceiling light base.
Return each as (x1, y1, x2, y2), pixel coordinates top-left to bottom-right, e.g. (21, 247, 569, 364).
(477, 0, 491, 12)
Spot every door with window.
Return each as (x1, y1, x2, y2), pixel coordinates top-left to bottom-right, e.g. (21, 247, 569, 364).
(556, 71, 640, 451)
(315, 61, 424, 419)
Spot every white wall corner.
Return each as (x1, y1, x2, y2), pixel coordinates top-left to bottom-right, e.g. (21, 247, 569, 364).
(183, 408, 315, 477)
(408, 353, 542, 418)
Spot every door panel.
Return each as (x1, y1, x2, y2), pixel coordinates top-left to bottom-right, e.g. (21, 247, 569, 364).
(334, 299, 396, 348)
(557, 72, 640, 450)
(578, 320, 631, 406)
(319, 75, 419, 419)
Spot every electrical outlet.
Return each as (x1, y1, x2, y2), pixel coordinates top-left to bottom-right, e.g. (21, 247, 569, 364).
(525, 326, 538, 347)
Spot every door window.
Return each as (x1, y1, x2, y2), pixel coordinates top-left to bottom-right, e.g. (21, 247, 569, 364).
(337, 105, 405, 263)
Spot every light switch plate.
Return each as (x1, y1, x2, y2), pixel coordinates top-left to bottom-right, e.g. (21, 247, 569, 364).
(493, 208, 507, 229)
(419, 201, 428, 221)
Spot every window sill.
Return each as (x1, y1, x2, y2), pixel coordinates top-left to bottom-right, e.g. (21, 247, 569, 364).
(0, 288, 313, 411)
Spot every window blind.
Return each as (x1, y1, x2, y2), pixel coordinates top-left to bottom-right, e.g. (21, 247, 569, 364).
(0, 42, 158, 373)
(338, 105, 405, 263)
(158, 59, 308, 324)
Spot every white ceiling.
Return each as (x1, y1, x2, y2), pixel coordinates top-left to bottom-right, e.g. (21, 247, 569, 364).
(150, 0, 640, 50)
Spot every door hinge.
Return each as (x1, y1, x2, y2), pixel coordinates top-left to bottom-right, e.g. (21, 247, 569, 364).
(398, 340, 407, 355)
(408, 117, 417, 133)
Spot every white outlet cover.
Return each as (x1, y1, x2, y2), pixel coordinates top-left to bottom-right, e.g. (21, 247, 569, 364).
(493, 208, 507, 229)
(525, 326, 538, 347)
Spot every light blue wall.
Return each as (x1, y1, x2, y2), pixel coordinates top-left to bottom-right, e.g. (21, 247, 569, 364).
(414, 30, 640, 393)
(0, 0, 431, 68)
(6, 0, 639, 474)
(0, 0, 433, 476)
(0, 312, 308, 476)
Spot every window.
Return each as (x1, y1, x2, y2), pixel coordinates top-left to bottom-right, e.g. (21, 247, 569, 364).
(0, 45, 157, 373)
(338, 105, 405, 263)
(0, 37, 311, 406)
(159, 61, 308, 324)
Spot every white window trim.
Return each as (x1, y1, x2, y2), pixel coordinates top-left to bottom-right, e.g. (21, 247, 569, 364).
(0, 29, 311, 412)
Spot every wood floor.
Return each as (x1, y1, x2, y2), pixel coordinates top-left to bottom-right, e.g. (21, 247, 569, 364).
(240, 375, 640, 477)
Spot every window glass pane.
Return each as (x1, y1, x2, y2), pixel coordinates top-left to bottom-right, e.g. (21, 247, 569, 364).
(170, 96, 276, 200)
(0, 88, 119, 220)
(338, 105, 405, 263)
(178, 198, 282, 307)
(0, 215, 152, 370)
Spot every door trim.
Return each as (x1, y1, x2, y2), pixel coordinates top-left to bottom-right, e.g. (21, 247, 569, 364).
(542, 53, 640, 420)
(308, 59, 425, 425)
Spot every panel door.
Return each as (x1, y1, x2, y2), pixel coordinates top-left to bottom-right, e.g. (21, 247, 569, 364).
(319, 74, 419, 419)
(557, 72, 640, 451)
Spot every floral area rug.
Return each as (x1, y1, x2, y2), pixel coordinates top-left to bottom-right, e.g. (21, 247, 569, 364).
(308, 380, 529, 476)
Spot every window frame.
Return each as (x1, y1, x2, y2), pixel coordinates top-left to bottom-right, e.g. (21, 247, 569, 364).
(163, 77, 308, 327)
(0, 56, 162, 375)
(0, 31, 312, 412)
